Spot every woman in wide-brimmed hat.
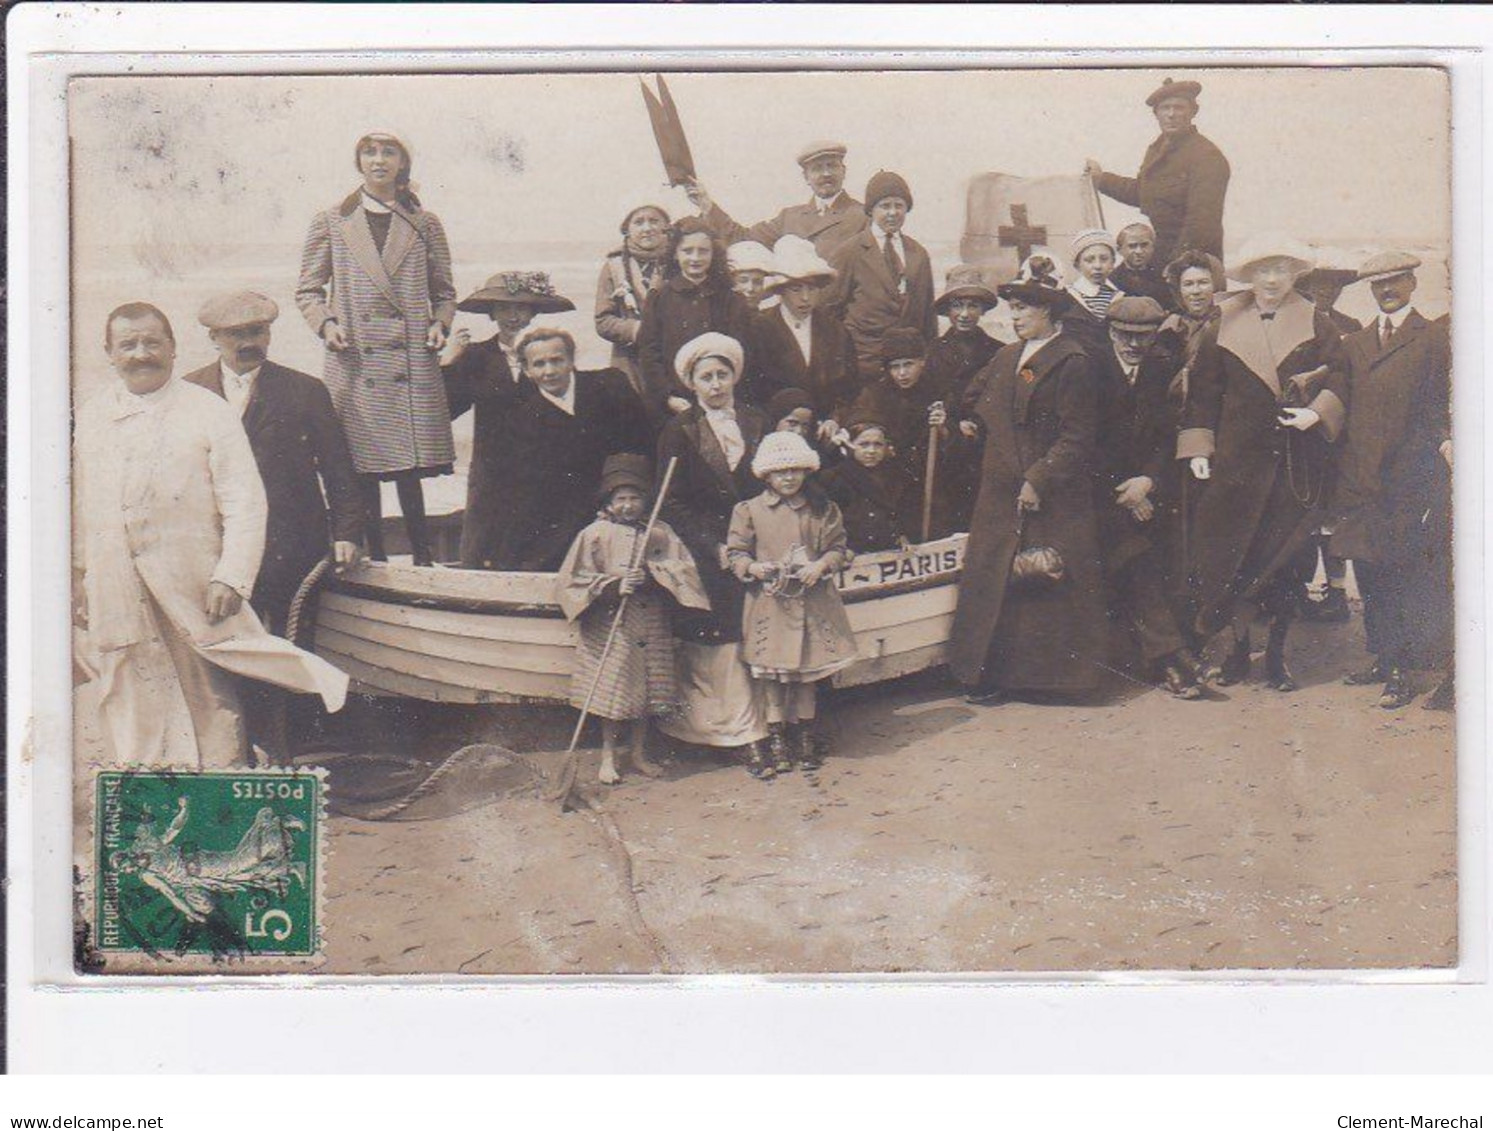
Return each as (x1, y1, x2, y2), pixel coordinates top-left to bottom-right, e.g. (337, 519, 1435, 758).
(948, 254, 1108, 705)
(595, 203, 673, 397)
(440, 271, 576, 569)
(654, 332, 769, 756)
(296, 128, 457, 565)
(1177, 233, 1349, 691)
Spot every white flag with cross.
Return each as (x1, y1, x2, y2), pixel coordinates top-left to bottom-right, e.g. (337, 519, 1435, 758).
(959, 172, 1107, 287)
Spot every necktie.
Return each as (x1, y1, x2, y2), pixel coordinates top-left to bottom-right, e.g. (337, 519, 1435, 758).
(707, 409, 745, 471)
(883, 233, 904, 284)
(1382, 318, 1395, 349)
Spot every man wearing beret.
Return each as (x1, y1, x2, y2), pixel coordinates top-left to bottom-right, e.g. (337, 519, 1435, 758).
(185, 290, 363, 637)
(685, 140, 870, 262)
(1086, 78, 1231, 265)
(826, 170, 938, 384)
(1092, 295, 1204, 698)
(1330, 252, 1454, 710)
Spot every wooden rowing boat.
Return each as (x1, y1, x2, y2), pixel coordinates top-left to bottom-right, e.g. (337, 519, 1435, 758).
(312, 534, 967, 704)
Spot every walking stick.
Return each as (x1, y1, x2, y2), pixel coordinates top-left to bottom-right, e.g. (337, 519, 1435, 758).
(921, 415, 941, 544)
(547, 456, 680, 810)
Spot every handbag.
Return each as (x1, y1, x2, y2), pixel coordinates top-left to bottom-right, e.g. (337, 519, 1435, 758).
(1009, 511, 1066, 589)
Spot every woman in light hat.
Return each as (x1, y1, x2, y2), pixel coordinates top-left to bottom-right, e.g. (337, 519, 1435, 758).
(746, 235, 858, 424)
(655, 332, 770, 757)
(949, 254, 1108, 705)
(1178, 234, 1349, 690)
(636, 217, 757, 426)
(441, 271, 576, 570)
(595, 203, 673, 398)
(296, 129, 457, 566)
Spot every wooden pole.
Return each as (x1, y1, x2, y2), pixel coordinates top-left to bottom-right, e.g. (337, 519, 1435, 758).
(549, 457, 680, 809)
(921, 417, 940, 544)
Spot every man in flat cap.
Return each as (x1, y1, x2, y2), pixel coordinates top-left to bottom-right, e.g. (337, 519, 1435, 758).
(1330, 252, 1454, 710)
(685, 140, 869, 262)
(1092, 295, 1205, 698)
(1086, 77, 1231, 264)
(185, 290, 363, 637)
(826, 169, 938, 383)
(75, 302, 348, 768)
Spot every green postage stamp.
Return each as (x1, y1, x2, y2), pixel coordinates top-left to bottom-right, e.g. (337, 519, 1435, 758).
(92, 769, 324, 966)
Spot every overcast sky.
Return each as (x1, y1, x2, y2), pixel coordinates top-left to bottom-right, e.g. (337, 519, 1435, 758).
(70, 66, 1449, 278)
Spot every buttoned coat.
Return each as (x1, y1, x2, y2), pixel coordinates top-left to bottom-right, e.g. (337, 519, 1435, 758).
(74, 379, 348, 705)
(728, 490, 858, 677)
(440, 336, 534, 569)
(295, 193, 458, 476)
(1330, 311, 1452, 566)
(489, 368, 652, 572)
(947, 335, 1107, 692)
(826, 228, 938, 380)
(1097, 127, 1230, 263)
(1177, 291, 1348, 634)
(636, 275, 757, 424)
(183, 360, 363, 630)
(743, 305, 859, 418)
(657, 403, 768, 643)
(706, 193, 869, 262)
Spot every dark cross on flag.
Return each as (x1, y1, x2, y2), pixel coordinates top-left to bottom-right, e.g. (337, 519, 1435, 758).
(997, 204, 1048, 262)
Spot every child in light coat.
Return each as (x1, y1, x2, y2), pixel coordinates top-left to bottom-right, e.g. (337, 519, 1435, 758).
(726, 431, 859, 777)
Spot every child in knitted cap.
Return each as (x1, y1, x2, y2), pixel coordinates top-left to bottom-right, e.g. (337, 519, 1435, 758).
(556, 453, 711, 785)
(726, 431, 859, 777)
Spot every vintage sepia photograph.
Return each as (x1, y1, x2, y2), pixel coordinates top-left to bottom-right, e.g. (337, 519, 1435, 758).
(66, 65, 1456, 977)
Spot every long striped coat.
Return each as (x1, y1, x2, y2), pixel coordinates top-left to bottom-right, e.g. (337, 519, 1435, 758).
(296, 192, 458, 476)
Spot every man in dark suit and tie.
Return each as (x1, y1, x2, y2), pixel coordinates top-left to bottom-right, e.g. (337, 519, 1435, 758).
(826, 169, 938, 383)
(1330, 252, 1453, 710)
(685, 140, 869, 263)
(185, 291, 364, 637)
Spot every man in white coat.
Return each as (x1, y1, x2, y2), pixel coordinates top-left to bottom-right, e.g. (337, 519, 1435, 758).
(74, 302, 349, 768)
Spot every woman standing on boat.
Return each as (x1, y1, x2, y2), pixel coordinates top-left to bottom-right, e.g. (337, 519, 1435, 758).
(948, 255, 1108, 705)
(296, 129, 457, 566)
(655, 332, 769, 755)
(595, 203, 672, 398)
(1178, 235, 1347, 691)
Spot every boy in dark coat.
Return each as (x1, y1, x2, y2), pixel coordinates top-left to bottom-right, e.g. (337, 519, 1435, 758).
(927, 265, 1008, 412)
(826, 170, 938, 383)
(820, 410, 917, 553)
(1110, 223, 1175, 308)
(1330, 252, 1453, 709)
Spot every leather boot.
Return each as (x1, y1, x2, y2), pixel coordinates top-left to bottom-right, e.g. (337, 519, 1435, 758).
(769, 723, 795, 775)
(1344, 660, 1384, 686)
(742, 740, 775, 780)
(1423, 673, 1455, 712)
(1160, 657, 1202, 700)
(1216, 634, 1252, 686)
(1264, 620, 1296, 692)
(1378, 665, 1415, 709)
(796, 726, 825, 770)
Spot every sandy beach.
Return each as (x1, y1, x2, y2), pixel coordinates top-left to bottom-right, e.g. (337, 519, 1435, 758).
(72, 602, 1453, 978)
